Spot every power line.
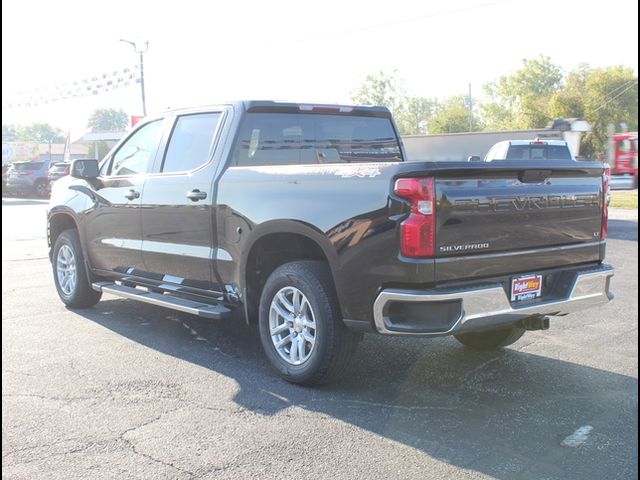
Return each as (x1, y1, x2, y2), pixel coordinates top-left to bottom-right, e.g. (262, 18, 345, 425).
(299, 0, 514, 42)
(590, 80, 638, 114)
(597, 78, 638, 102)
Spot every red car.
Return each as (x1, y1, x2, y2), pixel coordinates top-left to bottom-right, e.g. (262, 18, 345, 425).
(47, 162, 71, 192)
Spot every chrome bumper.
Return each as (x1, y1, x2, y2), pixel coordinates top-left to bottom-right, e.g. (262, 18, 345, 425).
(373, 265, 614, 336)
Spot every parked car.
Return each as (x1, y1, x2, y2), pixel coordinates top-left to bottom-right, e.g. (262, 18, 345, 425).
(2, 164, 10, 195)
(47, 162, 71, 193)
(47, 101, 613, 385)
(6, 160, 51, 197)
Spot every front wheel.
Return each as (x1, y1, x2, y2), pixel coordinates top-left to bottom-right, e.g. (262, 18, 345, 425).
(454, 326, 526, 350)
(258, 261, 359, 386)
(52, 229, 102, 308)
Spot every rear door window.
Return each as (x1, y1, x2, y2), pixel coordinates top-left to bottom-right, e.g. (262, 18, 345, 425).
(162, 113, 223, 173)
(13, 162, 44, 171)
(232, 113, 402, 166)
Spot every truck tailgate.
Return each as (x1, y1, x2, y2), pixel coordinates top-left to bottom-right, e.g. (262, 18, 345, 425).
(428, 163, 606, 282)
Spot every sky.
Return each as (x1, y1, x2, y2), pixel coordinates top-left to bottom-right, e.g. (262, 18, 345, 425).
(2, 0, 638, 140)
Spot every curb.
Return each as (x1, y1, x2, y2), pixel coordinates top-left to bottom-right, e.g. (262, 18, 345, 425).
(609, 208, 638, 221)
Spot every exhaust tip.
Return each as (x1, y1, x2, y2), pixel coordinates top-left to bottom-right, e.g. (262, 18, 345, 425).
(519, 315, 550, 331)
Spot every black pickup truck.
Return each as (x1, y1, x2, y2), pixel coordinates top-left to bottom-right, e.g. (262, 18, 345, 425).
(48, 101, 614, 385)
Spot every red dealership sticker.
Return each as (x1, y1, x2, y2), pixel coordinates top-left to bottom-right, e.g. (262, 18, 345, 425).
(511, 275, 542, 302)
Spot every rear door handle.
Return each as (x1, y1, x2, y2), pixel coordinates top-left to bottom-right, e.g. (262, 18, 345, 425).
(187, 189, 207, 201)
(124, 189, 140, 200)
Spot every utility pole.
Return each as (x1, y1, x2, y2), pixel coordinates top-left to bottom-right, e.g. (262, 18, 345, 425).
(467, 83, 473, 132)
(120, 39, 149, 116)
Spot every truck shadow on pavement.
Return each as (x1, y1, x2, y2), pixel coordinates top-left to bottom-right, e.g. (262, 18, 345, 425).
(607, 219, 638, 241)
(76, 300, 638, 479)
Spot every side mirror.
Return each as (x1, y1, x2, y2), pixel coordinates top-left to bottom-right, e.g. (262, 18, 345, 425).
(70, 159, 99, 179)
(468, 155, 482, 162)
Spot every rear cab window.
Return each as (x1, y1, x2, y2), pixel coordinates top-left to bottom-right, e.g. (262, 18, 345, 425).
(161, 112, 223, 173)
(505, 144, 573, 160)
(232, 113, 402, 166)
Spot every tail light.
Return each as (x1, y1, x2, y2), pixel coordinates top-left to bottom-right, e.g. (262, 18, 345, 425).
(394, 177, 436, 257)
(602, 166, 611, 239)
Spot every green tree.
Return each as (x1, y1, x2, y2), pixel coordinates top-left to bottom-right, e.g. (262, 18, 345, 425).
(549, 64, 638, 157)
(87, 108, 128, 132)
(429, 96, 483, 134)
(2, 124, 18, 141)
(14, 123, 65, 142)
(86, 141, 111, 161)
(482, 55, 563, 129)
(351, 70, 406, 115)
(548, 63, 590, 119)
(395, 97, 437, 135)
(351, 71, 441, 135)
(583, 66, 637, 156)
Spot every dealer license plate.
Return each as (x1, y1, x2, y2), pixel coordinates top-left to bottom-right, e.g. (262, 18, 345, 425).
(511, 275, 543, 302)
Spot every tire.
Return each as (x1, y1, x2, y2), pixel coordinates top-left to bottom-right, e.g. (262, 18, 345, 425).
(454, 326, 526, 350)
(52, 229, 102, 308)
(258, 260, 359, 386)
(34, 180, 49, 198)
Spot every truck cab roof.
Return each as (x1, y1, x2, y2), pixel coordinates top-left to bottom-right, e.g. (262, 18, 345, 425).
(153, 101, 392, 120)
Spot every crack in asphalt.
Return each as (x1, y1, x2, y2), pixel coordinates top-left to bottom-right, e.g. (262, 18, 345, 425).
(3, 392, 97, 402)
(3, 368, 38, 377)
(3, 437, 89, 457)
(2, 440, 101, 466)
(117, 406, 198, 478)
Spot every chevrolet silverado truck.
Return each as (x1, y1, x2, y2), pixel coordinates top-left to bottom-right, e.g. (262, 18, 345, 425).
(48, 101, 614, 385)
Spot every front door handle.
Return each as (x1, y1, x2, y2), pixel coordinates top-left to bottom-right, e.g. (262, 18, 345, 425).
(187, 189, 207, 201)
(124, 189, 140, 200)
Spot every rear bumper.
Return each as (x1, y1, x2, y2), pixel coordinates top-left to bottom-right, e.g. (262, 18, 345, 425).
(6, 183, 35, 194)
(372, 264, 614, 336)
(6, 178, 33, 188)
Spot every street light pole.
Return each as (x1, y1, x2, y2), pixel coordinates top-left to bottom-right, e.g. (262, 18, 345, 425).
(138, 49, 147, 117)
(120, 39, 149, 116)
(467, 83, 473, 132)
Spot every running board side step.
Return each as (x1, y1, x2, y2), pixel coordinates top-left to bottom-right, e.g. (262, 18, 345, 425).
(92, 282, 231, 319)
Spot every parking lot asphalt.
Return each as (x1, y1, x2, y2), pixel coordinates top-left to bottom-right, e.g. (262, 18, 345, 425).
(2, 197, 638, 480)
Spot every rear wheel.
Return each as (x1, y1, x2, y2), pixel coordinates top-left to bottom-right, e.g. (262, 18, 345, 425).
(454, 326, 525, 350)
(258, 261, 359, 386)
(34, 180, 48, 198)
(52, 229, 102, 308)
